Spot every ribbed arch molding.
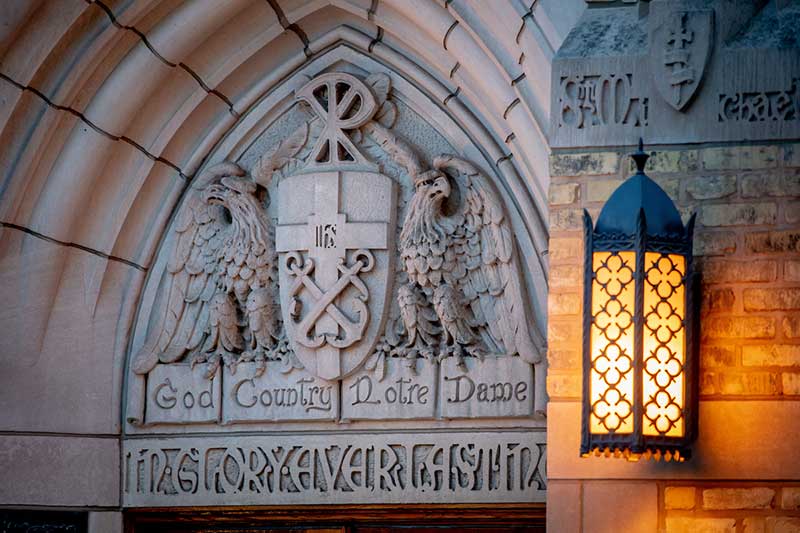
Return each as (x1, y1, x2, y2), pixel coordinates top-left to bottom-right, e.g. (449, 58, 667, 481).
(0, 0, 582, 433)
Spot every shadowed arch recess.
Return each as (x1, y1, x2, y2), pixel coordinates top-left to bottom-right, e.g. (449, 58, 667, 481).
(0, 0, 580, 434)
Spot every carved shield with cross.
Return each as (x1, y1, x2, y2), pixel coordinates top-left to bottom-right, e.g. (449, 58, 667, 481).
(276, 73, 397, 381)
(649, 9, 714, 112)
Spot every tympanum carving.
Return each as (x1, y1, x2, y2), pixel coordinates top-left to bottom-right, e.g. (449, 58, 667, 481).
(128, 70, 546, 426)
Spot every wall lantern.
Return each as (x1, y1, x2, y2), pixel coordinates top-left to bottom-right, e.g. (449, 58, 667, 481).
(581, 140, 698, 462)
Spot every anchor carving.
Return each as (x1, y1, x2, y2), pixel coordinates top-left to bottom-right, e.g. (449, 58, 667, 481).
(285, 249, 374, 349)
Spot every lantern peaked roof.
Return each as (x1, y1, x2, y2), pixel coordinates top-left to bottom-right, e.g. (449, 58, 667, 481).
(594, 139, 685, 238)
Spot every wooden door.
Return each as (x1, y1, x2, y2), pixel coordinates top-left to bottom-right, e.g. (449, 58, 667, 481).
(125, 504, 546, 532)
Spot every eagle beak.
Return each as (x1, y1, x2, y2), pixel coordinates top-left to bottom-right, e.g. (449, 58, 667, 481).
(204, 183, 227, 205)
(432, 175, 451, 200)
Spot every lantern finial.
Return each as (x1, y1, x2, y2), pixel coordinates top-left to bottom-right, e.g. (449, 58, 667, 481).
(632, 138, 649, 174)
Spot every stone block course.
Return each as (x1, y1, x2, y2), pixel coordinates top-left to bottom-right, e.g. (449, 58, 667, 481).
(701, 345, 738, 368)
(743, 288, 800, 311)
(586, 178, 623, 203)
(746, 231, 800, 254)
(782, 373, 800, 395)
(549, 264, 582, 288)
(548, 291, 580, 315)
(717, 372, 781, 396)
(702, 487, 775, 510)
(785, 144, 800, 167)
(665, 517, 735, 533)
(695, 231, 737, 256)
(786, 260, 800, 282)
(550, 208, 583, 231)
(743, 345, 800, 367)
(700, 203, 777, 227)
(687, 175, 737, 200)
(743, 517, 766, 533)
(702, 287, 736, 313)
(547, 372, 580, 398)
(741, 173, 800, 197)
(702, 146, 779, 171)
(781, 488, 800, 510)
(548, 348, 580, 370)
(701, 259, 777, 283)
(767, 517, 800, 533)
(549, 152, 619, 176)
(627, 149, 699, 174)
(550, 182, 579, 205)
(786, 202, 800, 224)
(703, 316, 776, 339)
(548, 237, 582, 262)
(664, 486, 696, 510)
(783, 316, 800, 338)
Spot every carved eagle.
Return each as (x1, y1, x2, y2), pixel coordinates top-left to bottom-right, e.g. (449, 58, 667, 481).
(396, 154, 546, 365)
(132, 162, 279, 377)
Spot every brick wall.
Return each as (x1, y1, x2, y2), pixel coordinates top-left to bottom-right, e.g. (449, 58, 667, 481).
(546, 143, 800, 532)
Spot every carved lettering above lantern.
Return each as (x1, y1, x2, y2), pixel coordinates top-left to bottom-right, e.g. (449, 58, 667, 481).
(125, 70, 547, 429)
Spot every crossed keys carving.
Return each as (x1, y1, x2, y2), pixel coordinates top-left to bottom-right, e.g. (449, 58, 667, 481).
(285, 249, 375, 349)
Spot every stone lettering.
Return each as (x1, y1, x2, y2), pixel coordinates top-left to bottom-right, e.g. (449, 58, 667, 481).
(222, 363, 337, 423)
(558, 73, 648, 129)
(440, 357, 534, 419)
(719, 81, 799, 123)
(342, 358, 436, 420)
(145, 364, 221, 424)
(123, 432, 547, 506)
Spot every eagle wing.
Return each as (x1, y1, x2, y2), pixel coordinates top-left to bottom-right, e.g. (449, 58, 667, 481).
(132, 163, 243, 374)
(434, 155, 546, 364)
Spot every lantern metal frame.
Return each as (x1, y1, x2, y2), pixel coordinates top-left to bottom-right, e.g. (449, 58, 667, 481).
(580, 141, 699, 461)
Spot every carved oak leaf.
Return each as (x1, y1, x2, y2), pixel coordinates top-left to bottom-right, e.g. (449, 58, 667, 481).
(252, 122, 309, 188)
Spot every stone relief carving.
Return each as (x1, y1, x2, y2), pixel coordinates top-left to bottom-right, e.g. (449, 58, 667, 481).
(128, 70, 546, 426)
(122, 432, 547, 507)
(132, 161, 280, 379)
(719, 79, 800, 122)
(649, 9, 714, 111)
(558, 74, 649, 129)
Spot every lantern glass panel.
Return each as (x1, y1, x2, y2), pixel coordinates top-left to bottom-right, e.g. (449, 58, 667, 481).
(642, 252, 686, 438)
(589, 251, 636, 435)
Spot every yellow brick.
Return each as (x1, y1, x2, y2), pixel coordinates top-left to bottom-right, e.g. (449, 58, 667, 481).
(549, 264, 582, 289)
(664, 486, 696, 510)
(781, 487, 800, 510)
(702, 487, 775, 510)
(743, 345, 800, 366)
(549, 237, 582, 263)
(586, 178, 623, 203)
(550, 152, 619, 176)
(547, 373, 581, 398)
(666, 517, 735, 533)
(549, 182, 580, 205)
(743, 288, 800, 311)
(548, 292, 580, 316)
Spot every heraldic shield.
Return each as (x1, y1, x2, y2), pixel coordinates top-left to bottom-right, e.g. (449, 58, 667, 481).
(649, 9, 714, 112)
(276, 171, 395, 380)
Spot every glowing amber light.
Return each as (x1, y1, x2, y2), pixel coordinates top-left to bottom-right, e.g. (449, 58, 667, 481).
(642, 253, 685, 438)
(589, 251, 635, 435)
(581, 140, 697, 462)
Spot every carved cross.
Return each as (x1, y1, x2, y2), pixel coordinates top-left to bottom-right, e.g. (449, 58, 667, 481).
(276, 172, 389, 378)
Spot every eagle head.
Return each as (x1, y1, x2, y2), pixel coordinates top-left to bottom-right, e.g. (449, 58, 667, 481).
(203, 176, 268, 250)
(414, 170, 450, 205)
(400, 170, 451, 250)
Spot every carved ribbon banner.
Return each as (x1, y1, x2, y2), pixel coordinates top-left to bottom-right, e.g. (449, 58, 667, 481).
(123, 432, 547, 506)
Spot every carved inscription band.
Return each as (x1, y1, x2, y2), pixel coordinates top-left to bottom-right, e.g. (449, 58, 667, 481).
(123, 432, 547, 506)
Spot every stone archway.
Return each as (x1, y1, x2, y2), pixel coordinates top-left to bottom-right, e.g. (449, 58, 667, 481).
(0, 0, 583, 524)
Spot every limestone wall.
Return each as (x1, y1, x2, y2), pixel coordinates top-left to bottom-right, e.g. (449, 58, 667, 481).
(546, 144, 800, 532)
(0, 0, 578, 529)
